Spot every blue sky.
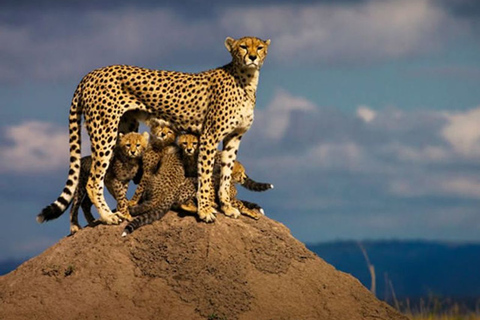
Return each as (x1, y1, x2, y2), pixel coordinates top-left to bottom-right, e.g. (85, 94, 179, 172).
(1, 0, 480, 259)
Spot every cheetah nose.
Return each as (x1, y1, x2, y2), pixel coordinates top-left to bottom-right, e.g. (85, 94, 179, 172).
(249, 55, 257, 61)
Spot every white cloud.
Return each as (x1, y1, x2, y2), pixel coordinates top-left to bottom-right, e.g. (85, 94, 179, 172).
(244, 90, 480, 203)
(443, 177, 480, 199)
(221, 0, 460, 64)
(357, 106, 377, 123)
(256, 89, 316, 140)
(0, 8, 219, 82)
(0, 0, 472, 82)
(389, 175, 480, 200)
(382, 143, 450, 163)
(442, 107, 480, 158)
(0, 121, 69, 173)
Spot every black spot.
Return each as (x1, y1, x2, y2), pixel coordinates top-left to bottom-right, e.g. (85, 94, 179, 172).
(62, 187, 72, 196)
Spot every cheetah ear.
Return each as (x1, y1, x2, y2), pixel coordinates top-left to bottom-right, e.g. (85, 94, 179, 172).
(225, 37, 235, 52)
(265, 39, 271, 46)
(118, 133, 124, 139)
(158, 119, 170, 127)
(148, 118, 161, 128)
(142, 131, 149, 141)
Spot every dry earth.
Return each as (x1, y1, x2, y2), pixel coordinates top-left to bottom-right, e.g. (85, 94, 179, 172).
(0, 211, 408, 320)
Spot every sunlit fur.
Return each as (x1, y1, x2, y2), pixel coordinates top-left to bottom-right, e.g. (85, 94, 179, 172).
(38, 36, 270, 225)
(177, 133, 273, 218)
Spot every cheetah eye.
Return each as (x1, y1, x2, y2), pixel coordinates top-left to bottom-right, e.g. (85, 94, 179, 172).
(136, 144, 141, 147)
(240, 45, 248, 50)
(257, 46, 263, 50)
(126, 144, 131, 148)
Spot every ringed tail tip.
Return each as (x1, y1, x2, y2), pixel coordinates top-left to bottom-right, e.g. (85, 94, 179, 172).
(37, 203, 65, 223)
(36, 214, 45, 223)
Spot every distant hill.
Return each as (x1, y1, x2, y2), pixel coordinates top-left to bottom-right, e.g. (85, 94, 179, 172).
(0, 259, 23, 276)
(307, 240, 480, 301)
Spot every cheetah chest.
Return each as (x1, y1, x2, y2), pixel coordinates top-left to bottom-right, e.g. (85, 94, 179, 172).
(109, 160, 138, 182)
(237, 99, 255, 130)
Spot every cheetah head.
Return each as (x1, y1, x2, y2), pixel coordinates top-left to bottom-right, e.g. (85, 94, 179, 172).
(178, 133, 199, 157)
(118, 132, 149, 158)
(232, 161, 248, 184)
(149, 119, 177, 145)
(225, 36, 271, 70)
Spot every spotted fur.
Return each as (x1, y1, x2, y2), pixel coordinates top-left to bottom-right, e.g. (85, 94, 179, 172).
(122, 145, 197, 236)
(37, 132, 149, 234)
(38, 36, 270, 225)
(128, 119, 177, 207)
(178, 133, 272, 219)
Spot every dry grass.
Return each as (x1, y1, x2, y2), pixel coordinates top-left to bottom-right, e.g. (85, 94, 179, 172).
(408, 315, 480, 320)
(397, 297, 480, 320)
(355, 243, 480, 320)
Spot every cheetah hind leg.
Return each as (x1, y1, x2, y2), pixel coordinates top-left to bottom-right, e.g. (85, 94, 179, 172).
(218, 133, 243, 219)
(85, 112, 123, 225)
(177, 178, 199, 213)
(69, 189, 84, 235)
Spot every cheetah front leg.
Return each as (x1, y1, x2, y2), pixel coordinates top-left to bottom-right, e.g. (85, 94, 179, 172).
(196, 134, 220, 222)
(219, 132, 244, 218)
(106, 179, 132, 221)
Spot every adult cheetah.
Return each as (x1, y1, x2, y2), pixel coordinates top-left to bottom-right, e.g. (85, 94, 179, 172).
(38, 36, 270, 224)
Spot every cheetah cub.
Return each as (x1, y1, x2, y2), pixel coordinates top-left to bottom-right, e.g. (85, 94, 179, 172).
(122, 145, 197, 236)
(37, 132, 149, 234)
(129, 119, 177, 207)
(177, 133, 273, 219)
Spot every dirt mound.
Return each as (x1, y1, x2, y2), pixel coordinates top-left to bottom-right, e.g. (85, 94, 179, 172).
(0, 212, 407, 320)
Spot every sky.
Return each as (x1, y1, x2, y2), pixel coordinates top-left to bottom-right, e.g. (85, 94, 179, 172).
(1, 0, 480, 260)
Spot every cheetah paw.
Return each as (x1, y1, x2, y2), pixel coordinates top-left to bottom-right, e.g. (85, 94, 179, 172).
(69, 224, 81, 235)
(222, 205, 241, 219)
(100, 212, 122, 225)
(198, 206, 217, 223)
(116, 211, 133, 222)
(180, 203, 198, 213)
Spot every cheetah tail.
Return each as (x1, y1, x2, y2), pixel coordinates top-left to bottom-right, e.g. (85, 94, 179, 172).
(240, 175, 274, 192)
(37, 86, 83, 223)
(121, 206, 169, 236)
(241, 200, 265, 215)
